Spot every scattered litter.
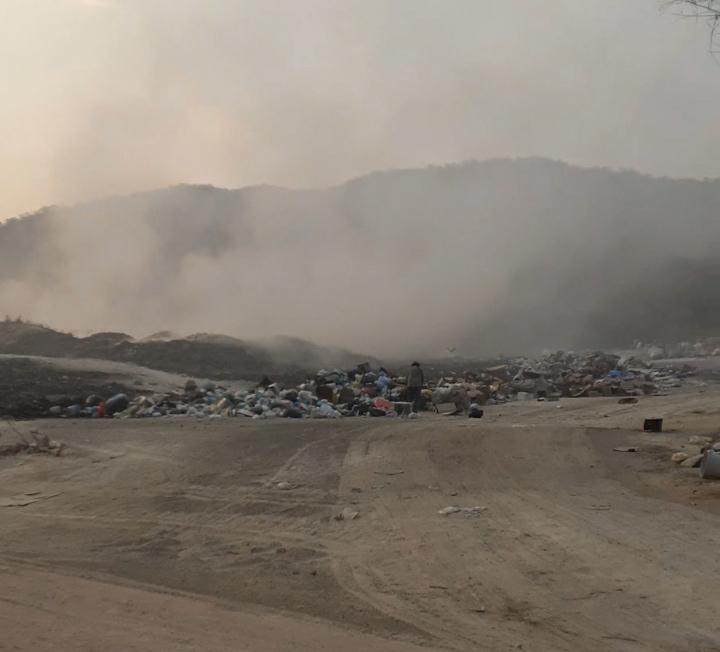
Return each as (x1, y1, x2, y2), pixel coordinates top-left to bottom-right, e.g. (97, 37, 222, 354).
(643, 418, 663, 433)
(681, 454, 703, 468)
(275, 482, 296, 491)
(613, 447, 639, 453)
(335, 507, 359, 521)
(105, 393, 129, 417)
(28, 434, 64, 456)
(701, 449, 720, 479)
(441, 409, 464, 416)
(468, 404, 484, 419)
(438, 505, 487, 516)
(689, 436, 711, 445)
(438, 506, 462, 515)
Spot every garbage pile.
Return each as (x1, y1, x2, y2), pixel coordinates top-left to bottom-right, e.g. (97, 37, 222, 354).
(504, 351, 693, 400)
(634, 337, 720, 360)
(52, 371, 407, 420)
(432, 351, 695, 406)
(47, 351, 698, 420)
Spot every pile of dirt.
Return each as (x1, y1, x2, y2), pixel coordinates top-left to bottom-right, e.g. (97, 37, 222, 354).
(0, 357, 133, 419)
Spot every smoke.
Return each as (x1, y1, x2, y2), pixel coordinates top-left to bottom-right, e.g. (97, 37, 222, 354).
(1, 158, 720, 357)
(2, 2, 720, 356)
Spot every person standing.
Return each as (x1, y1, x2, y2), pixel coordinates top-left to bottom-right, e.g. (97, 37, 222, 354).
(406, 361, 424, 412)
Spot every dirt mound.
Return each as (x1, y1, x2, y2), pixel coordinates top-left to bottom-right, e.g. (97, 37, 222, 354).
(0, 320, 75, 355)
(0, 357, 132, 419)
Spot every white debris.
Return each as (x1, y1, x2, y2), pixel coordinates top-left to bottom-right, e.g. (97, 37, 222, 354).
(438, 505, 487, 516)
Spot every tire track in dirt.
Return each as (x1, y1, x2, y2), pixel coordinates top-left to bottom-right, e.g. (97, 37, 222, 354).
(330, 422, 507, 650)
(328, 420, 720, 651)
(4, 410, 720, 651)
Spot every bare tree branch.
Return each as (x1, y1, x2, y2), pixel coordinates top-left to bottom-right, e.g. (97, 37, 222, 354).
(664, 1, 720, 52)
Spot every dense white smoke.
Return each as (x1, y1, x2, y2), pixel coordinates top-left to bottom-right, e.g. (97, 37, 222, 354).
(1, 158, 719, 357)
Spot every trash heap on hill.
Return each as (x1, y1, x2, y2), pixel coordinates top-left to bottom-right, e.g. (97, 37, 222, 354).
(499, 351, 695, 400)
(50, 351, 697, 419)
(634, 337, 720, 360)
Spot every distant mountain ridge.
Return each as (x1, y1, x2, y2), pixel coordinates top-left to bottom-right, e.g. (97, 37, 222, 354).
(1, 158, 719, 355)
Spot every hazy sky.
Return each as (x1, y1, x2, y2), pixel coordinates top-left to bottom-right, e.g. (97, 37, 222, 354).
(1, 0, 719, 219)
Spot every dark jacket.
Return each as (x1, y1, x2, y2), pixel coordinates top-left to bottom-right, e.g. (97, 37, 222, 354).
(407, 365, 424, 388)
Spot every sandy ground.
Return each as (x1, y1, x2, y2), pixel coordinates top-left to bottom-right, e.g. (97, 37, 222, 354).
(1, 388, 720, 651)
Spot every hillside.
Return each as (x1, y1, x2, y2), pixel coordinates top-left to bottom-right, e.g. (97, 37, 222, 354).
(1, 158, 719, 355)
(0, 321, 373, 381)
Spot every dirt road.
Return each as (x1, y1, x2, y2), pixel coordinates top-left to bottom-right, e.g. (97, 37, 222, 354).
(1, 390, 720, 651)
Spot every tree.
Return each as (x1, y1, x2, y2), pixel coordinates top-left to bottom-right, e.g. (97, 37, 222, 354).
(665, 1, 720, 51)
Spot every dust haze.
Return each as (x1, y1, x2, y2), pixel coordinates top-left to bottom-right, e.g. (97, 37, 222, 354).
(3, 0, 720, 218)
(1, 1, 720, 357)
(2, 159, 720, 357)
